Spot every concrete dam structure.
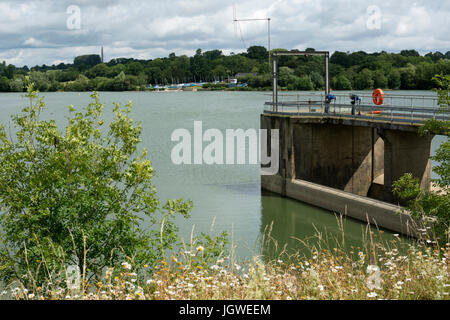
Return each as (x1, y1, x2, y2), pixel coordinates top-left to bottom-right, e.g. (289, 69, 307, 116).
(261, 50, 448, 236)
(261, 112, 435, 236)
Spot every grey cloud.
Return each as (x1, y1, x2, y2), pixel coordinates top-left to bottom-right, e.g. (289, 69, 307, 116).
(0, 0, 449, 66)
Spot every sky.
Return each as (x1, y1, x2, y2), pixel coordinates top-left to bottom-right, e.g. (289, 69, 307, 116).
(0, 0, 449, 67)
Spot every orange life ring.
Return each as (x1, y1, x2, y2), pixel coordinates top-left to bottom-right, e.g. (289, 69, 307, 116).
(369, 110, 382, 114)
(372, 88, 384, 105)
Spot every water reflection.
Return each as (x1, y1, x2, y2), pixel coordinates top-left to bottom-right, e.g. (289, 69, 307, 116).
(260, 190, 411, 260)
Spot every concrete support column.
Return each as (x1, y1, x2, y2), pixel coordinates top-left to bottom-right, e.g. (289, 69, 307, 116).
(261, 115, 295, 197)
(382, 130, 433, 202)
(279, 117, 295, 196)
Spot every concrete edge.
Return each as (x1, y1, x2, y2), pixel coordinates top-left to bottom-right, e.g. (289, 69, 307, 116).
(262, 175, 418, 237)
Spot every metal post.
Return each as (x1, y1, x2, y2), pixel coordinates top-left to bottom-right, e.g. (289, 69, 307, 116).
(268, 18, 271, 74)
(325, 52, 330, 96)
(273, 55, 278, 112)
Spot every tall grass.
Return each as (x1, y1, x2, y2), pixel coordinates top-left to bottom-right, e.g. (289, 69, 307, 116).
(0, 218, 448, 300)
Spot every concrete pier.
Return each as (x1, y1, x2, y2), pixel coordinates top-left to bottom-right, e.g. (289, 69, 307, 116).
(261, 113, 434, 235)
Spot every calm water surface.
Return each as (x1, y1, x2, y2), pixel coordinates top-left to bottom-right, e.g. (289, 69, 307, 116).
(0, 90, 443, 260)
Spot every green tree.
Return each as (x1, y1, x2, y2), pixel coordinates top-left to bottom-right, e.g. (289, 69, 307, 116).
(125, 62, 143, 76)
(373, 70, 388, 89)
(353, 68, 374, 90)
(399, 64, 416, 89)
(246, 46, 268, 62)
(29, 71, 51, 92)
(278, 67, 295, 88)
(85, 63, 109, 79)
(310, 71, 325, 90)
(388, 70, 401, 89)
(400, 49, 420, 57)
(113, 71, 127, 91)
(9, 77, 24, 92)
(333, 75, 352, 90)
(330, 51, 351, 68)
(0, 76, 10, 92)
(294, 75, 314, 91)
(74, 55, 102, 70)
(0, 81, 192, 285)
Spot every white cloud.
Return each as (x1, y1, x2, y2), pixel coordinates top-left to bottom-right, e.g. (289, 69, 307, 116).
(0, 0, 448, 66)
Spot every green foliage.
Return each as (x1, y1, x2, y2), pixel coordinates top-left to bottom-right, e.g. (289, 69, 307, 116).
(393, 73, 449, 244)
(388, 70, 401, 89)
(0, 81, 192, 285)
(0, 77, 10, 92)
(333, 75, 352, 90)
(188, 231, 229, 267)
(295, 75, 314, 91)
(373, 70, 388, 89)
(246, 46, 268, 61)
(393, 173, 449, 244)
(74, 55, 102, 70)
(354, 69, 374, 90)
(1, 49, 449, 92)
(432, 74, 450, 108)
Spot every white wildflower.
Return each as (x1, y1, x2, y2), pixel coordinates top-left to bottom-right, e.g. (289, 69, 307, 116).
(366, 265, 382, 290)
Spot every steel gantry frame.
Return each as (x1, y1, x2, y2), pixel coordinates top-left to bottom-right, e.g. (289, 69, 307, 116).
(271, 50, 330, 112)
(233, 17, 271, 73)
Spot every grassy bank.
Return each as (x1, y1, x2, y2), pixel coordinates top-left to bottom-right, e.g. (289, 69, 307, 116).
(1, 233, 448, 300)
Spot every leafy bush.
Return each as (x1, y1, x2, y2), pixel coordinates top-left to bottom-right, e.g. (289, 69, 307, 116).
(0, 81, 192, 286)
(393, 74, 449, 244)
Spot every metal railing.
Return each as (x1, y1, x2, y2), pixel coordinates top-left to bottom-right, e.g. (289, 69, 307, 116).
(264, 92, 449, 124)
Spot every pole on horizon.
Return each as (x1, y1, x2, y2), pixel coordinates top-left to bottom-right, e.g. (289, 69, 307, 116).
(325, 52, 329, 96)
(268, 18, 271, 74)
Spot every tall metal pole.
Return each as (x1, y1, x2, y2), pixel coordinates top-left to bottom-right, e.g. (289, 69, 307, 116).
(268, 18, 271, 74)
(325, 52, 329, 96)
(273, 55, 278, 112)
(271, 50, 330, 111)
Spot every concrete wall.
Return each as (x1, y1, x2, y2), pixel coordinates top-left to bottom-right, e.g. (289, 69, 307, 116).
(293, 123, 374, 196)
(261, 175, 417, 236)
(381, 129, 432, 201)
(260, 113, 433, 235)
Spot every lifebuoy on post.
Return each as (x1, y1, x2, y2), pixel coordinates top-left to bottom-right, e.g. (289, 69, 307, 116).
(372, 88, 384, 105)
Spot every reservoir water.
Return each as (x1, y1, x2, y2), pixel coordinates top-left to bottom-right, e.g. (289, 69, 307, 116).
(0, 90, 444, 260)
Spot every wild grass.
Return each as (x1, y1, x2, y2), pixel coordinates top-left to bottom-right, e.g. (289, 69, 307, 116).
(0, 220, 449, 300)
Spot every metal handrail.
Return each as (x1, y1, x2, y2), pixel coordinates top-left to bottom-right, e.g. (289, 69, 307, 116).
(264, 95, 449, 124)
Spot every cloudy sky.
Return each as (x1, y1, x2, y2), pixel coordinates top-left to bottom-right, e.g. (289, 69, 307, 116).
(0, 0, 449, 67)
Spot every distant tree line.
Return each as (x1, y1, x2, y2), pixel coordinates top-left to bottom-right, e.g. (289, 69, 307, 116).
(0, 47, 449, 92)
